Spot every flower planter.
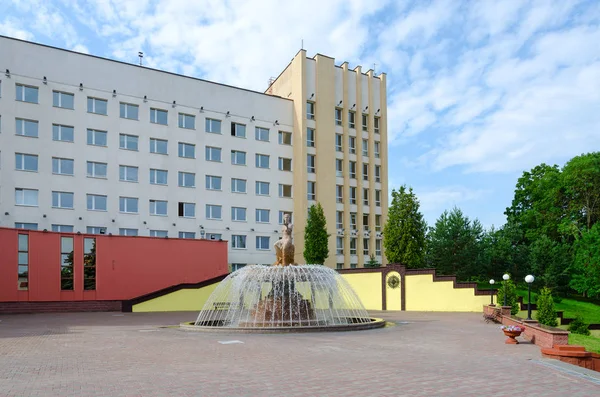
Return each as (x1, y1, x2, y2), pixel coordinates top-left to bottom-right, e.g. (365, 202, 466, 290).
(503, 330, 522, 344)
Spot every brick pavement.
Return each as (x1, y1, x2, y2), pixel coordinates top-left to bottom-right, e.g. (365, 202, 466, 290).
(0, 311, 598, 396)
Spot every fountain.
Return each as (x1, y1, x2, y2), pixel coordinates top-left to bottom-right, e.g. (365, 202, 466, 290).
(182, 215, 385, 332)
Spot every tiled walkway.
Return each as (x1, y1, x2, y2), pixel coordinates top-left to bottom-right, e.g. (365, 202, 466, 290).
(1, 311, 598, 396)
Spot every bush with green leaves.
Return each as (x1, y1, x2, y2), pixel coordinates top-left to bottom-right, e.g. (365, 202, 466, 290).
(568, 313, 591, 335)
(365, 254, 380, 268)
(497, 278, 519, 315)
(536, 287, 558, 327)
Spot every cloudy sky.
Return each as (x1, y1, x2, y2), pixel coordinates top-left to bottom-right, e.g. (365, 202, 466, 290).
(2, 0, 599, 228)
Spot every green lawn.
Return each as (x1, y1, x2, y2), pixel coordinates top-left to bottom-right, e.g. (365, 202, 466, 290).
(515, 289, 600, 324)
(569, 333, 600, 354)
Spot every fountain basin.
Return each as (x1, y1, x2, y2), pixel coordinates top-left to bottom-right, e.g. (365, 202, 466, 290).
(180, 317, 386, 333)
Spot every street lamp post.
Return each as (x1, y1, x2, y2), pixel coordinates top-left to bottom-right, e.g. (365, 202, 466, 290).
(525, 275, 535, 320)
(502, 274, 510, 306)
(489, 279, 495, 305)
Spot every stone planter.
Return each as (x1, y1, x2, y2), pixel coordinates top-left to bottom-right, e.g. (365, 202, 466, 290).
(503, 330, 522, 344)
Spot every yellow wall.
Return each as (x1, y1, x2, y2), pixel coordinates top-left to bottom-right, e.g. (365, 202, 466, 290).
(385, 271, 402, 310)
(341, 273, 382, 310)
(405, 274, 489, 312)
(132, 283, 219, 312)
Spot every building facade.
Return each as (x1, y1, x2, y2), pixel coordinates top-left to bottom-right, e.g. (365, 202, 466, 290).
(0, 36, 387, 269)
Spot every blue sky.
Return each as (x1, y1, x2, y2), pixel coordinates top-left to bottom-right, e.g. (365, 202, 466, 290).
(2, 0, 599, 229)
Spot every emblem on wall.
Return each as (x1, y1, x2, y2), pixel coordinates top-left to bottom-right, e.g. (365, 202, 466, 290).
(387, 275, 400, 289)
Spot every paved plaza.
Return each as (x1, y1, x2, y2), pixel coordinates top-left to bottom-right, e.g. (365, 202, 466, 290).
(1, 311, 599, 396)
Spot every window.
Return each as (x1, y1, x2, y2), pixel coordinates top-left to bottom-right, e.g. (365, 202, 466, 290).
(374, 141, 381, 158)
(87, 129, 107, 146)
(206, 175, 222, 190)
(350, 238, 357, 255)
(256, 236, 270, 250)
(53, 124, 74, 142)
(307, 154, 316, 173)
(52, 191, 74, 209)
(87, 161, 107, 178)
(278, 157, 292, 171)
(179, 231, 196, 239)
(255, 127, 269, 141)
(206, 146, 222, 162)
(119, 228, 138, 236)
(120, 103, 139, 120)
(119, 134, 139, 151)
(376, 215, 382, 232)
(15, 153, 38, 172)
(336, 185, 343, 203)
(150, 200, 168, 216)
(150, 108, 168, 125)
(374, 116, 380, 134)
(335, 108, 342, 125)
(278, 131, 292, 145)
(15, 223, 38, 230)
(178, 202, 196, 218)
(349, 161, 356, 179)
(178, 142, 195, 158)
(119, 165, 138, 182)
(362, 139, 368, 157)
(336, 236, 344, 255)
(231, 178, 247, 193)
(256, 181, 269, 196)
(87, 97, 107, 115)
(53, 91, 74, 109)
(15, 188, 38, 206)
(255, 154, 270, 169)
(205, 118, 221, 133)
(206, 204, 222, 219)
(336, 211, 344, 229)
(232, 235, 247, 249)
(60, 237, 74, 290)
(307, 181, 316, 201)
(335, 134, 343, 152)
(350, 187, 357, 205)
(363, 163, 369, 181)
(150, 138, 168, 154)
(87, 194, 107, 211)
(119, 197, 139, 213)
(376, 239, 382, 256)
(16, 118, 38, 137)
(178, 113, 195, 129)
(350, 213, 357, 230)
(363, 189, 370, 206)
(232, 207, 247, 221)
(150, 230, 168, 237)
(375, 165, 381, 183)
(348, 111, 356, 129)
(16, 84, 38, 103)
(256, 209, 270, 223)
(306, 101, 315, 119)
(278, 211, 293, 224)
(376, 190, 381, 207)
(349, 136, 356, 154)
(336, 263, 344, 270)
(306, 128, 315, 147)
(363, 238, 369, 255)
(176, 172, 194, 188)
(86, 226, 105, 235)
(362, 114, 368, 131)
(231, 150, 246, 165)
(279, 184, 292, 198)
(52, 157, 74, 176)
(150, 169, 168, 185)
(231, 123, 246, 138)
(336, 159, 343, 178)
(231, 263, 246, 271)
(52, 225, 74, 232)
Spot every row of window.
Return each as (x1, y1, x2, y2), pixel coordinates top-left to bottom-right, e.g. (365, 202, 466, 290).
(306, 102, 382, 134)
(336, 236, 382, 256)
(336, 211, 383, 232)
(334, 135, 381, 158)
(334, 159, 382, 182)
(336, 186, 383, 206)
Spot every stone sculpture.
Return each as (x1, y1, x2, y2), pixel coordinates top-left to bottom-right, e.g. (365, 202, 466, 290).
(273, 213, 295, 266)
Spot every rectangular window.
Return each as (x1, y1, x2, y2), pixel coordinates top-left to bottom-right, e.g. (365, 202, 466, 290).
(150, 108, 168, 125)
(53, 91, 74, 109)
(307, 154, 316, 173)
(178, 202, 196, 218)
(375, 190, 381, 207)
(363, 214, 370, 231)
(231, 123, 246, 138)
(87, 129, 107, 146)
(279, 184, 292, 198)
(119, 165, 138, 182)
(350, 238, 357, 255)
(278, 157, 292, 171)
(15, 153, 38, 172)
(278, 131, 292, 145)
(348, 111, 356, 129)
(335, 108, 342, 125)
(256, 181, 270, 196)
(350, 213, 357, 230)
(363, 163, 369, 181)
(119, 228, 138, 236)
(231, 263, 246, 271)
(255, 127, 269, 141)
(119, 134, 139, 151)
(336, 185, 343, 203)
(16, 118, 38, 137)
(120, 103, 139, 120)
(61, 237, 74, 290)
(306, 128, 315, 147)
(363, 189, 370, 206)
(18, 234, 29, 290)
(206, 204, 222, 220)
(362, 114, 368, 131)
(256, 209, 270, 223)
(150, 230, 168, 238)
(376, 239, 382, 256)
(178, 172, 195, 188)
(349, 161, 356, 179)
(205, 118, 221, 133)
(150, 199, 168, 216)
(52, 191, 74, 209)
(256, 236, 270, 250)
(362, 139, 368, 157)
(52, 157, 74, 175)
(150, 138, 168, 154)
(335, 134, 343, 152)
(206, 146, 222, 162)
(336, 159, 343, 178)
(375, 165, 381, 183)
(231, 207, 247, 221)
(150, 169, 168, 185)
(16, 84, 38, 103)
(178, 142, 196, 158)
(231, 150, 246, 165)
(15, 188, 38, 206)
(363, 238, 369, 255)
(178, 113, 196, 129)
(52, 224, 74, 232)
(336, 211, 343, 229)
(336, 236, 344, 255)
(15, 223, 38, 230)
(231, 178, 247, 193)
(376, 215, 382, 232)
(52, 124, 74, 142)
(255, 154, 270, 169)
(87, 97, 108, 115)
(336, 263, 344, 270)
(278, 211, 293, 225)
(349, 136, 356, 154)
(307, 181, 316, 201)
(306, 101, 315, 120)
(87, 161, 107, 178)
(179, 231, 196, 239)
(206, 175, 222, 190)
(119, 197, 139, 213)
(374, 116, 380, 134)
(374, 141, 381, 158)
(87, 194, 107, 211)
(232, 235, 247, 249)
(86, 226, 105, 235)
(350, 187, 357, 205)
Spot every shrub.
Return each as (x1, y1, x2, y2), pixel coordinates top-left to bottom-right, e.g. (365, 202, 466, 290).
(497, 278, 519, 315)
(365, 254, 380, 268)
(569, 314, 591, 336)
(536, 287, 558, 327)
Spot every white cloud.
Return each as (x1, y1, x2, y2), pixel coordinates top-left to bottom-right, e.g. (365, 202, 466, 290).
(0, 18, 34, 41)
(71, 44, 89, 54)
(414, 186, 490, 216)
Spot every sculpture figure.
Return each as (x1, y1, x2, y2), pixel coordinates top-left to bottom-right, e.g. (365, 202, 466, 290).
(273, 214, 295, 266)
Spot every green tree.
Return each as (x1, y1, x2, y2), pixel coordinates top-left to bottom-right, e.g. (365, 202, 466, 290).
(536, 287, 558, 326)
(365, 254, 380, 268)
(497, 278, 519, 315)
(383, 185, 427, 268)
(528, 235, 571, 293)
(303, 203, 329, 265)
(568, 314, 591, 336)
(561, 152, 600, 233)
(570, 223, 600, 298)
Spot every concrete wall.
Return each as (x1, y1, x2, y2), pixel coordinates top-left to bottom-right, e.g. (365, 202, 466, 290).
(405, 274, 490, 312)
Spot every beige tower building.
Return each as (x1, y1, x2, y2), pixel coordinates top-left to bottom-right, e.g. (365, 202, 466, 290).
(267, 50, 388, 269)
